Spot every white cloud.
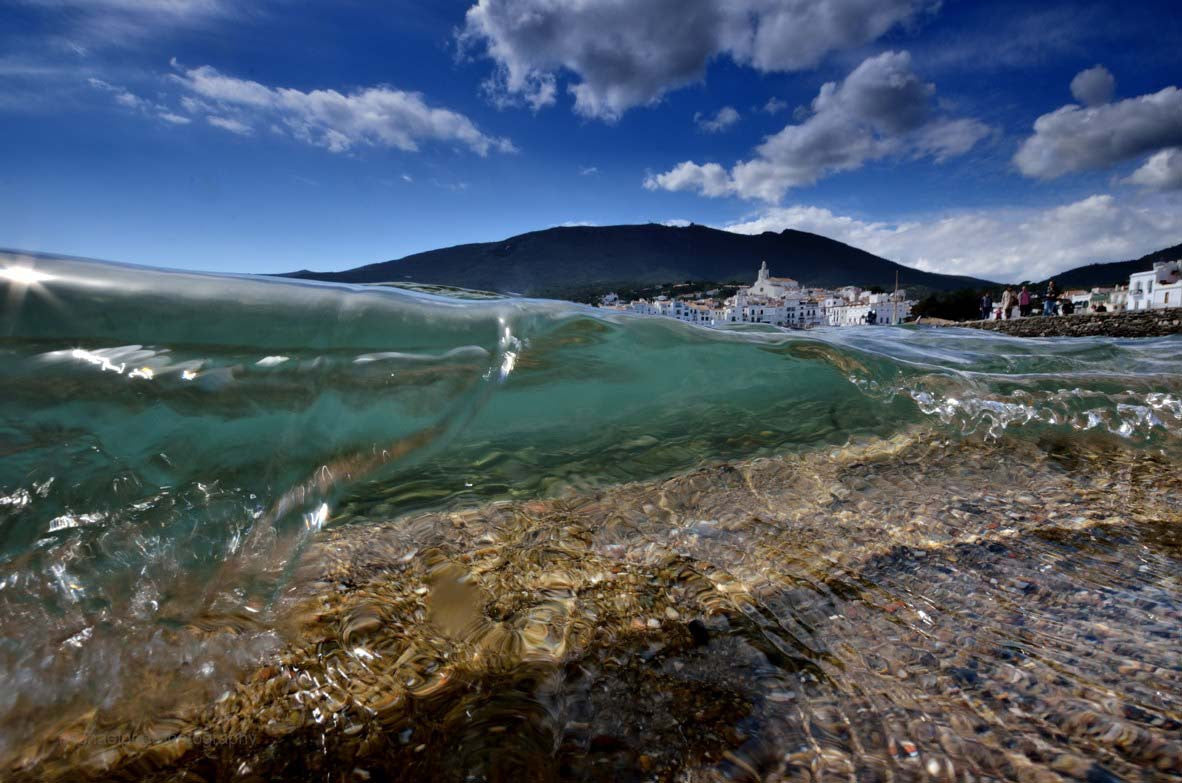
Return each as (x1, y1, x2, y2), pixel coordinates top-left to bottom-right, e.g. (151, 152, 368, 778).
(1125, 148, 1182, 190)
(647, 161, 735, 197)
(645, 51, 989, 202)
(180, 95, 210, 114)
(1070, 64, 1115, 107)
(661, 218, 692, 227)
(763, 97, 788, 115)
(207, 115, 251, 135)
(694, 106, 740, 133)
(88, 77, 145, 109)
(87, 76, 193, 126)
(113, 90, 145, 109)
(724, 194, 1182, 282)
(913, 118, 995, 162)
(459, 0, 930, 121)
(1014, 80, 1182, 179)
(170, 63, 515, 156)
(579, 165, 600, 176)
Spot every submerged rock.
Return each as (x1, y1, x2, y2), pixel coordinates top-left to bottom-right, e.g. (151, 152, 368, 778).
(5, 434, 1181, 782)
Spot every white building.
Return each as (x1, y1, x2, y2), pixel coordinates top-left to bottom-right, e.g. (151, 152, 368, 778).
(747, 261, 800, 300)
(611, 262, 911, 328)
(1129, 261, 1182, 310)
(706, 263, 808, 327)
(825, 291, 912, 325)
(798, 299, 823, 327)
(1128, 271, 1155, 311)
(826, 303, 866, 326)
(1068, 289, 1095, 312)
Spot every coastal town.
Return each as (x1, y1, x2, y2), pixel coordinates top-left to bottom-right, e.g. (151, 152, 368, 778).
(597, 259, 1182, 329)
(598, 261, 914, 328)
(978, 259, 1182, 320)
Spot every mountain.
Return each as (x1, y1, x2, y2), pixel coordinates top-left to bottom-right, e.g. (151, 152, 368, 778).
(1037, 242, 1182, 290)
(282, 223, 995, 295)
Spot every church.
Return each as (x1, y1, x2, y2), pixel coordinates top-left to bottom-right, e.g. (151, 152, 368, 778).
(747, 261, 800, 300)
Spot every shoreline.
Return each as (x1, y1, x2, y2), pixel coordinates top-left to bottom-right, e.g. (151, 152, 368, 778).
(928, 309, 1182, 338)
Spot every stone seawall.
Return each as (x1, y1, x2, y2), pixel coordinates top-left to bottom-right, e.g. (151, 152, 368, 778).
(936, 310, 1182, 338)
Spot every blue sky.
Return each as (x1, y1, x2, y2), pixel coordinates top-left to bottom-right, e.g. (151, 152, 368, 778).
(2, 0, 1181, 282)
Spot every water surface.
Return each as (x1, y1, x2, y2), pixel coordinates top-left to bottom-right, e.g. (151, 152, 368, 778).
(0, 252, 1179, 781)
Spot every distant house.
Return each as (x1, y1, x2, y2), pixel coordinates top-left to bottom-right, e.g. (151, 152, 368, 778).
(825, 291, 911, 325)
(1129, 260, 1182, 310)
(1069, 288, 1114, 313)
(1108, 285, 1128, 312)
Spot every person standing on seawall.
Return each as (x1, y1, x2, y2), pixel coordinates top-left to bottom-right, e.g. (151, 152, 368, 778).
(980, 291, 993, 320)
(1018, 286, 1032, 317)
(1001, 287, 1014, 320)
(1043, 280, 1057, 315)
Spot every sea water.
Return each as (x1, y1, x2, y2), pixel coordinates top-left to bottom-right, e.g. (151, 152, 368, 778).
(0, 252, 1179, 781)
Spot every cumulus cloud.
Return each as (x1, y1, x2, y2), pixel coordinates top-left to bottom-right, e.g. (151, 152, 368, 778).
(648, 161, 735, 197)
(646, 51, 989, 202)
(1014, 78, 1182, 179)
(724, 194, 1182, 282)
(170, 63, 515, 156)
(1125, 148, 1182, 190)
(694, 106, 740, 133)
(459, 0, 930, 120)
(1070, 64, 1115, 107)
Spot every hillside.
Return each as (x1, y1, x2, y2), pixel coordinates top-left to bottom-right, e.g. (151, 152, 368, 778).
(1039, 242, 1182, 290)
(282, 223, 995, 295)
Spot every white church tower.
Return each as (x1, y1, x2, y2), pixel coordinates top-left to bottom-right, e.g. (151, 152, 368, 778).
(748, 260, 799, 299)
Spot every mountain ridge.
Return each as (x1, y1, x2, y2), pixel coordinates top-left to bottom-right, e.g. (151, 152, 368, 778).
(281, 223, 1181, 297)
(1037, 242, 1182, 290)
(281, 223, 995, 295)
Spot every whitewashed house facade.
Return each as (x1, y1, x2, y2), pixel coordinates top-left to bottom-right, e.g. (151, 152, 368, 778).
(1129, 261, 1182, 310)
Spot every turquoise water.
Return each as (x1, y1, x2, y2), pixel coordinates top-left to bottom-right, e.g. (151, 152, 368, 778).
(1, 252, 1180, 779)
